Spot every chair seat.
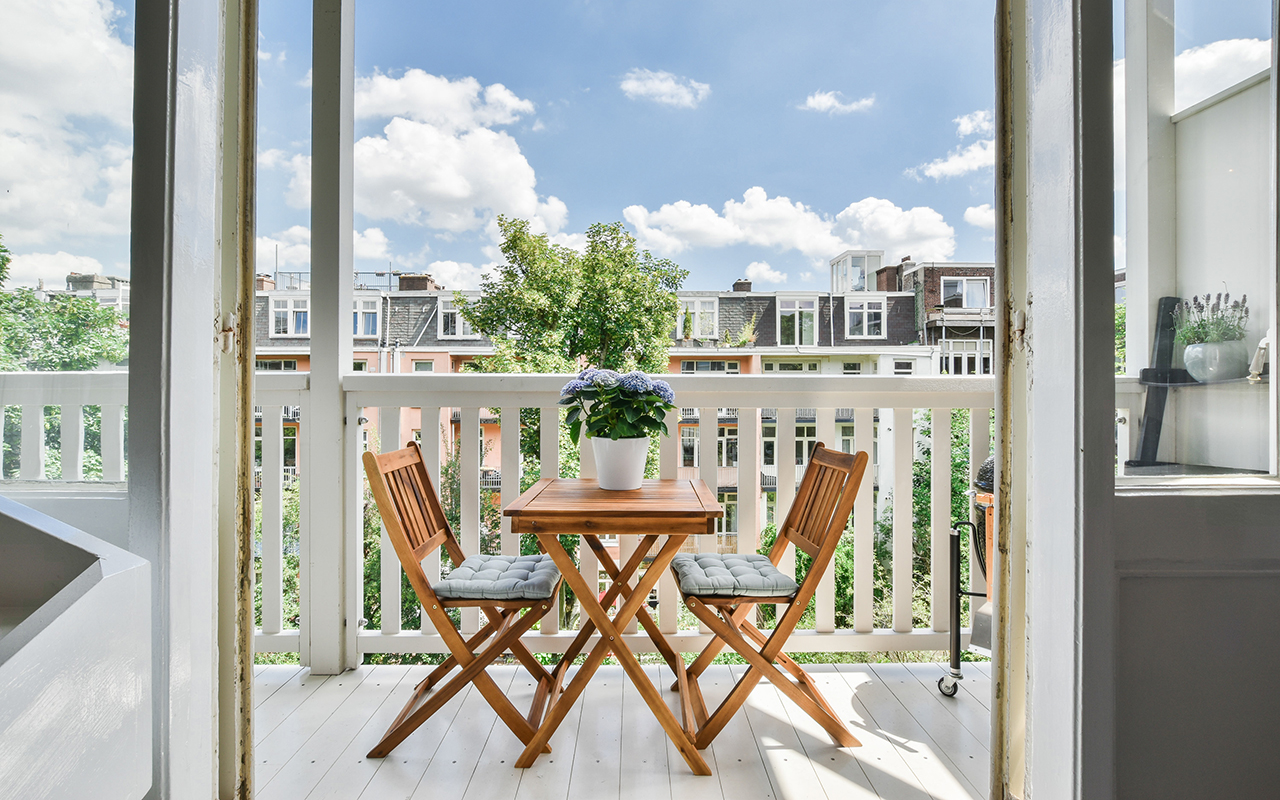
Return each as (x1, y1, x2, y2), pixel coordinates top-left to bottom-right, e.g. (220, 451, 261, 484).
(434, 554, 560, 601)
(670, 553, 800, 598)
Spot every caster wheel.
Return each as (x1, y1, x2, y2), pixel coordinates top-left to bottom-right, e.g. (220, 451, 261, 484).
(938, 676, 959, 697)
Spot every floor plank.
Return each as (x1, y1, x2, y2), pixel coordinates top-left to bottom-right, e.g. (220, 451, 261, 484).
(303, 665, 432, 800)
(256, 665, 305, 710)
(255, 670, 328, 744)
(258, 666, 411, 800)
(730, 663, 834, 800)
(512, 666, 586, 800)
(862, 664, 987, 799)
(690, 664, 769, 800)
(458, 662, 543, 800)
(408, 666, 522, 800)
(904, 663, 991, 742)
(798, 665, 931, 800)
(358, 665, 474, 800)
(619, 665, 672, 800)
(566, 664, 624, 800)
(256, 667, 375, 788)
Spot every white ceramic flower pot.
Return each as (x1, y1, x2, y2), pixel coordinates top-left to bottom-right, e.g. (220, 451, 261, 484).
(1183, 340, 1249, 383)
(591, 436, 649, 491)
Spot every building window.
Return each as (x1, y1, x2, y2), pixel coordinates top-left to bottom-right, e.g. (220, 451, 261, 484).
(894, 360, 915, 375)
(271, 298, 309, 337)
(439, 297, 477, 338)
(845, 296, 885, 338)
(352, 360, 367, 371)
(764, 360, 819, 372)
(778, 297, 817, 345)
(716, 492, 738, 535)
(940, 339, 993, 375)
(840, 424, 856, 454)
(680, 360, 740, 373)
(353, 298, 379, 337)
(718, 426, 738, 467)
(679, 299, 718, 339)
(681, 427, 698, 468)
(842, 362, 862, 374)
(255, 359, 298, 371)
(941, 277, 990, 309)
(795, 424, 817, 466)
(413, 360, 435, 372)
(762, 424, 776, 466)
(830, 251, 882, 293)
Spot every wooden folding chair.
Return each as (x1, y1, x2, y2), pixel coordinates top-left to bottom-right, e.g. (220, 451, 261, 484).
(670, 443, 869, 750)
(362, 441, 563, 758)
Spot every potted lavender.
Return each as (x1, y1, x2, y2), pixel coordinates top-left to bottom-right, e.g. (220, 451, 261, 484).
(1174, 292, 1250, 382)
(560, 368, 676, 490)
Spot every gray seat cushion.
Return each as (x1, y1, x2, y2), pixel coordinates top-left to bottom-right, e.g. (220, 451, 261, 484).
(670, 553, 799, 598)
(434, 554, 560, 601)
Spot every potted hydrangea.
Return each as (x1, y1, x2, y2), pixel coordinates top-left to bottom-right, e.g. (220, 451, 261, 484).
(1174, 292, 1250, 382)
(560, 368, 676, 490)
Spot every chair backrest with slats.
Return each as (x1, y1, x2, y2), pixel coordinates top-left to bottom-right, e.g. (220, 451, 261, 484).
(769, 443, 869, 582)
(362, 442, 466, 603)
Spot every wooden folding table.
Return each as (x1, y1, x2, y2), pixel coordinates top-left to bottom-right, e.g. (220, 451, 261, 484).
(503, 478, 723, 775)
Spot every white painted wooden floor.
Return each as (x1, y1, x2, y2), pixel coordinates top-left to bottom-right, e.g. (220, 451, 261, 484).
(252, 660, 991, 800)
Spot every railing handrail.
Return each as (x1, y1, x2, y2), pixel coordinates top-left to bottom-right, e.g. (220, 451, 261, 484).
(0, 370, 129, 405)
(341, 372, 995, 408)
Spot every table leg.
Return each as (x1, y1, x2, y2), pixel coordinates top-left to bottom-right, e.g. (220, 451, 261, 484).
(585, 535, 684, 677)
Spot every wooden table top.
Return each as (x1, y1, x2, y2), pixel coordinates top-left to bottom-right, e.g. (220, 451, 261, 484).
(503, 478, 723, 520)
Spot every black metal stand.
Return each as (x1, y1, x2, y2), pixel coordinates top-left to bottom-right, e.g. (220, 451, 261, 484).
(939, 521, 988, 697)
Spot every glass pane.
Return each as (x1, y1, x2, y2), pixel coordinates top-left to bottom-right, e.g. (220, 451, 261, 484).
(779, 312, 796, 344)
(942, 279, 963, 307)
(966, 280, 987, 308)
(868, 311, 883, 336)
(849, 257, 865, 291)
(849, 307, 865, 335)
(800, 311, 815, 344)
(414, 361, 434, 372)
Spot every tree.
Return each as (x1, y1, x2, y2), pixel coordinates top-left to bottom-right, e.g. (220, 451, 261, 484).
(0, 234, 10, 287)
(460, 216, 687, 375)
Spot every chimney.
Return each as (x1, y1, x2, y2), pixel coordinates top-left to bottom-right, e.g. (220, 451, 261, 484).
(876, 263, 901, 292)
(255, 273, 276, 291)
(732, 278, 752, 292)
(398, 273, 443, 291)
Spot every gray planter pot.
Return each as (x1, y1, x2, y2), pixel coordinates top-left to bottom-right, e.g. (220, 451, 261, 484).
(1183, 340, 1249, 382)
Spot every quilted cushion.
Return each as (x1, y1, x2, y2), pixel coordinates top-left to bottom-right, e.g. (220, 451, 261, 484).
(670, 553, 799, 598)
(434, 554, 560, 601)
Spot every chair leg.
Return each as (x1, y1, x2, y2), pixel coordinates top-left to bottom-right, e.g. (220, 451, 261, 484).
(686, 598, 861, 749)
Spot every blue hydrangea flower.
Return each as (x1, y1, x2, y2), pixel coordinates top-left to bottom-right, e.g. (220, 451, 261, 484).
(578, 367, 600, 383)
(560, 379, 590, 397)
(591, 369, 621, 388)
(652, 379, 675, 404)
(619, 371, 655, 394)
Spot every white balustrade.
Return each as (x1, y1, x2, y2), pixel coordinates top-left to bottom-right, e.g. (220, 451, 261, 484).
(0, 372, 129, 483)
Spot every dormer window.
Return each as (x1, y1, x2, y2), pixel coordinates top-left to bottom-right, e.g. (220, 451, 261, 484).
(353, 298, 379, 337)
(271, 297, 310, 337)
(439, 297, 479, 339)
(679, 299, 718, 338)
(845, 296, 886, 338)
(778, 297, 817, 345)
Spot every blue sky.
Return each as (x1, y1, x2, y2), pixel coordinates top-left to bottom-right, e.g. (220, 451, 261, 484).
(1, 1, 1273, 292)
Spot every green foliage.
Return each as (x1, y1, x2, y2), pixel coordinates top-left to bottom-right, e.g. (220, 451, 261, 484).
(1115, 302, 1126, 374)
(559, 370, 675, 444)
(459, 216, 687, 374)
(728, 313, 758, 347)
(0, 288, 129, 371)
(1173, 291, 1249, 345)
(0, 233, 10, 287)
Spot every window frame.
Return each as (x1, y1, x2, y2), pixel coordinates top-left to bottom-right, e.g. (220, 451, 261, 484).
(438, 296, 480, 340)
(678, 297, 719, 339)
(844, 293, 888, 338)
(353, 297, 381, 339)
(268, 295, 311, 338)
(776, 295, 819, 346)
(412, 360, 436, 372)
(940, 276, 991, 310)
(680, 359, 740, 374)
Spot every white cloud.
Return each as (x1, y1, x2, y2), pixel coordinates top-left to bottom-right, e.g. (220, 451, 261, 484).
(6, 252, 107, 288)
(258, 71, 567, 236)
(799, 271, 814, 282)
(353, 228, 390, 261)
(908, 138, 995, 181)
(1173, 38, 1271, 111)
(425, 260, 493, 290)
(0, 0, 134, 247)
(833, 198, 956, 262)
(258, 148, 288, 169)
(964, 203, 996, 231)
(800, 91, 875, 115)
(256, 226, 312, 270)
(745, 261, 787, 284)
(954, 110, 994, 137)
(624, 187, 955, 265)
(619, 69, 711, 109)
(299, 68, 312, 88)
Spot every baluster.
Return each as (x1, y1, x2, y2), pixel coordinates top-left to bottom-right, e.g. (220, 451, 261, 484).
(970, 408, 992, 596)
(379, 406, 402, 635)
(577, 435, 597, 630)
(539, 406, 560, 635)
(737, 408, 761, 626)
(459, 407, 481, 633)
(262, 405, 285, 635)
(891, 408, 914, 633)
(20, 405, 44, 480)
(60, 405, 84, 481)
(930, 408, 952, 631)
(500, 407, 521, 557)
(697, 407, 717, 635)
(815, 408, 837, 633)
(853, 408, 875, 632)
(775, 408, 797, 620)
(658, 407, 680, 634)
(419, 406, 442, 633)
(101, 404, 125, 482)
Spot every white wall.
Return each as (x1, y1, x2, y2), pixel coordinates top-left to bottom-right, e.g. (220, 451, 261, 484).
(0, 488, 129, 550)
(1170, 75, 1272, 471)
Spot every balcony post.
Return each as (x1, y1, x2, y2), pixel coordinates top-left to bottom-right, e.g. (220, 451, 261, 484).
(308, 0, 355, 673)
